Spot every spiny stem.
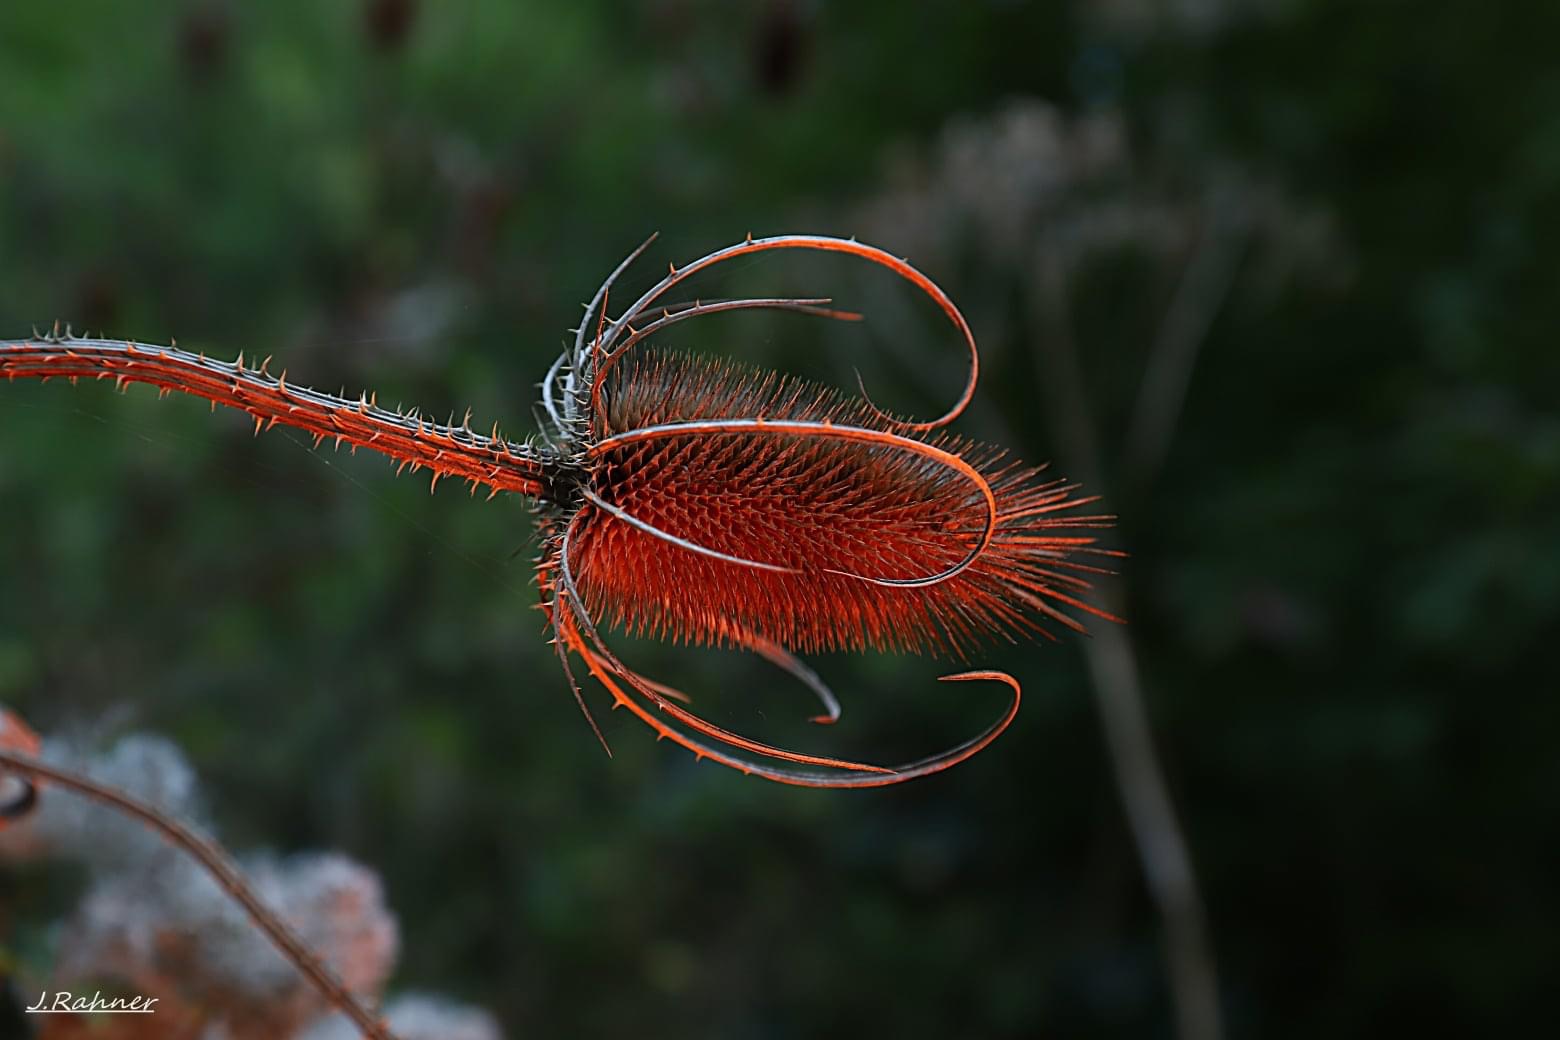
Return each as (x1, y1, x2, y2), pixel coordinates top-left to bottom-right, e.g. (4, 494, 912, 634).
(0, 748, 401, 1040)
(1, 336, 557, 500)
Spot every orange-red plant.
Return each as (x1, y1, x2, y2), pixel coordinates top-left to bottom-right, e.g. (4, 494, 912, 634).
(1, 235, 1118, 787)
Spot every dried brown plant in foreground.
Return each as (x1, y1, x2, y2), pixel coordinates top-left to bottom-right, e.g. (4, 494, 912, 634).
(1, 711, 501, 1040)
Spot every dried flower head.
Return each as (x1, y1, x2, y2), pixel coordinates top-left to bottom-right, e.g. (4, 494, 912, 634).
(1, 235, 1118, 787)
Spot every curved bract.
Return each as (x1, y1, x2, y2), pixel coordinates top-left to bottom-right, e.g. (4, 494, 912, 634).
(543, 233, 977, 442)
(3, 234, 1119, 788)
(549, 517, 1023, 788)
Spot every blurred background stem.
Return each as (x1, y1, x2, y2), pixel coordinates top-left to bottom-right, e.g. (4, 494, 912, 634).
(1032, 190, 1249, 1038)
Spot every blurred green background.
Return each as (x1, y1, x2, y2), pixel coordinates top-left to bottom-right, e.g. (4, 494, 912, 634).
(2, 1, 1557, 1036)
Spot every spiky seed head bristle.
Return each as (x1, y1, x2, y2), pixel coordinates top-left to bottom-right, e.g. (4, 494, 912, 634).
(567, 350, 1116, 658)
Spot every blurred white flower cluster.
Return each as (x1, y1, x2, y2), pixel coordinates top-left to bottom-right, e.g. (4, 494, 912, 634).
(303, 995, 504, 1040)
(855, 98, 1344, 293)
(0, 732, 502, 1040)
